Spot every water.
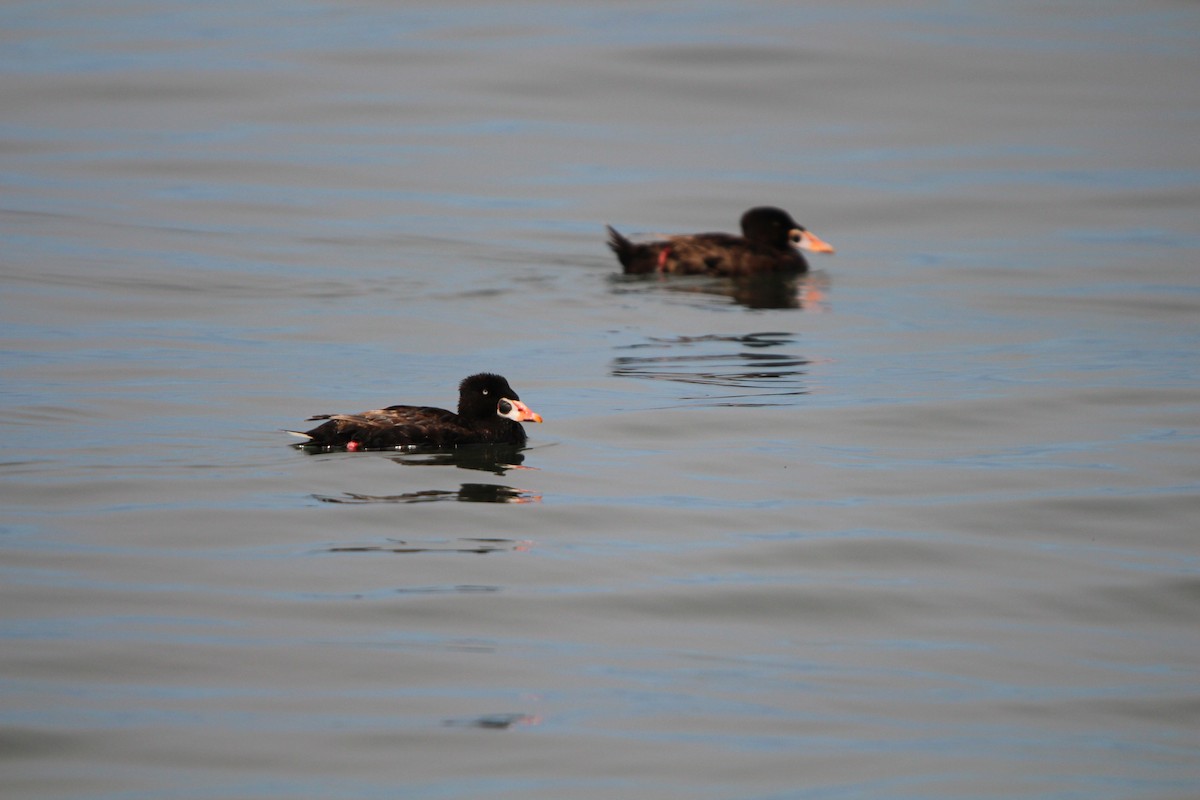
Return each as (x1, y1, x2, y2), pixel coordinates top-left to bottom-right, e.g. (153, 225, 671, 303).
(3, 2, 1199, 798)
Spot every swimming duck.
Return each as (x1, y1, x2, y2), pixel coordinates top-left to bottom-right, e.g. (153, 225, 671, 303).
(606, 206, 834, 276)
(287, 373, 542, 450)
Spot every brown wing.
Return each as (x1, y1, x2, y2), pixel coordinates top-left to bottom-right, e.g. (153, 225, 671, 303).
(663, 233, 806, 276)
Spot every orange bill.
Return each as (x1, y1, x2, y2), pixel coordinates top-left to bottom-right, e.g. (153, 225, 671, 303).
(500, 398, 543, 423)
(795, 229, 835, 254)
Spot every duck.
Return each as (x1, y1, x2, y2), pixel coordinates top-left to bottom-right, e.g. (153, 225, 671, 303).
(286, 373, 542, 451)
(606, 206, 834, 276)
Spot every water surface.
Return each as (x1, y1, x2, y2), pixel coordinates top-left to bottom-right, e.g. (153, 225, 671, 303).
(2, 2, 1199, 798)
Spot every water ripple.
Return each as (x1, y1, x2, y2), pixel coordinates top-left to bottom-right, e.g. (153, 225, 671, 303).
(612, 332, 811, 405)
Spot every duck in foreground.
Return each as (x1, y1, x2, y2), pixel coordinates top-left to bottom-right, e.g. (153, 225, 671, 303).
(286, 373, 542, 451)
(606, 206, 834, 276)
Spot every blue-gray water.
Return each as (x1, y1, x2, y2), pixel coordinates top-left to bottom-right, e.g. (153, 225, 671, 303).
(3, 2, 1199, 798)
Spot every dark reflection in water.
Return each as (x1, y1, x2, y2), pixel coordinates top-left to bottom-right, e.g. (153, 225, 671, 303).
(296, 443, 529, 475)
(610, 271, 830, 310)
(314, 483, 539, 504)
(443, 712, 541, 730)
(389, 445, 528, 475)
(613, 332, 810, 404)
(325, 537, 532, 555)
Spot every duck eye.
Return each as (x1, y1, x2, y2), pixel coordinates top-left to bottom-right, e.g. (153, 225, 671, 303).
(481, 389, 488, 395)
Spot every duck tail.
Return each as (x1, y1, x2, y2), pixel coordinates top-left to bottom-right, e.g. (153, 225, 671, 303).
(606, 225, 634, 268)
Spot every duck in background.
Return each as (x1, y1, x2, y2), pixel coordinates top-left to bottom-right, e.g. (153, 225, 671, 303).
(606, 206, 834, 277)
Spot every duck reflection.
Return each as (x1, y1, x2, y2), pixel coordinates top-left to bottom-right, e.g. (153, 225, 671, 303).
(443, 712, 541, 730)
(388, 443, 528, 475)
(314, 483, 539, 505)
(610, 271, 829, 311)
(612, 332, 810, 404)
(298, 443, 529, 475)
(326, 537, 533, 554)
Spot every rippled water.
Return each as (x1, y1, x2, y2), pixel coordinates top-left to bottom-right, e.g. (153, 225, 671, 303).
(3, 2, 1199, 799)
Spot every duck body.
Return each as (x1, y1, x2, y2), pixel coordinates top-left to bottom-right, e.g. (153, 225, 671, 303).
(287, 373, 541, 450)
(606, 206, 834, 277)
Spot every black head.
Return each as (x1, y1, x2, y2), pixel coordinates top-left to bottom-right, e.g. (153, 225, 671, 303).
(739, 206, 804, 250)
(458, 373, 518, 418)
(456, 373, 542, 425)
